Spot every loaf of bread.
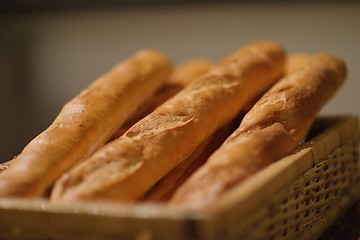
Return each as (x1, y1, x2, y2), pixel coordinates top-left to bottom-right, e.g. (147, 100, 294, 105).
(50, 41, 285, 203)
(170, 53, 347, 209)
(110, 59, 211, 140)
(0, 50, 173, 197)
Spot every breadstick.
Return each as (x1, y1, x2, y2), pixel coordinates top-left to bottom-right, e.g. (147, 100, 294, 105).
(0, 50, 173, 197)
(110, 59, 211, 139)
(50, 41, 285, 203)
(170, 53, 347, 209)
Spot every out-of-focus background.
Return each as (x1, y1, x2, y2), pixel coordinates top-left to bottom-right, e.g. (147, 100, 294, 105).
(0, 0, 359, 162)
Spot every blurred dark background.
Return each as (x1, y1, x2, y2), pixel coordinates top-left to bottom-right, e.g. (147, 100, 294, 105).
(1, 0, 360, 162)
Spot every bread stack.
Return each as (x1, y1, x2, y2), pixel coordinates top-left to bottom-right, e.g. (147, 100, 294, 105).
(0, 41, 346, 210)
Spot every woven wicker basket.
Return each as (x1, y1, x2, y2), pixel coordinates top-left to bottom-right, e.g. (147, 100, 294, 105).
(0, 116, 359, 240)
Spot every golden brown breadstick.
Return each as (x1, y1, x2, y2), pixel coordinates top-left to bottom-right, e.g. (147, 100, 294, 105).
(110, 59, 211, 139)
(50, 41, 285, 203)
(170, 53, 347, 209)
(0, 50, 173, 197)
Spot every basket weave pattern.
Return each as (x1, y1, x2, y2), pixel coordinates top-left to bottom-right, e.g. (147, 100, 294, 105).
(245, 138, 360, 240)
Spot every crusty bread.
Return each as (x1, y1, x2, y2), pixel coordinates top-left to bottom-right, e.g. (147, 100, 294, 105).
(50, 41, 285, 203)
(0, 50, 173, 197)
(170, 53, 347, 209)
(110, 59, 211, 140)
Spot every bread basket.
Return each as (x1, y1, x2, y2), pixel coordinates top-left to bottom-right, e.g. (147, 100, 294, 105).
(0, 115, 359, 240)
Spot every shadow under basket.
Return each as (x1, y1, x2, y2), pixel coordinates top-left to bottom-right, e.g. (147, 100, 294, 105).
(0, 115, 359, 240)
